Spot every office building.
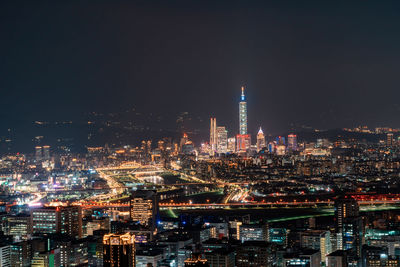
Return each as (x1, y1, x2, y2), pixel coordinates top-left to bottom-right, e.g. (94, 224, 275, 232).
(326, 250, 348, 267)
(283, 249, 320, 267)
(54, 236, 88, 267)
(135, 248, 164, 267)
(0, 244, 10, 267)
(5, 215, 31, 242)
(210, 118, 217, 155)
(334, 196, 362, 256)
(31, 249, 61, 267)
(11, 241, 31, 267)
(30, 206, 82, 238)
(42, 146, 50, 160)
(387, 133, 394, 147)
(205, 249, 235, 267)
(217, 126, 228, 154)
(31, 207, 60, 235)
(227, 137, 236, 153)
(334, 196, 359, 231)
(300, 230, 331, 264)
(256, 127, 266, 152)
(236, 134, 251, 153)
(179, 134, 188, 152)
(236, 241, 272, 267)
(184, 254, 209, 266)
(269, 228, 288, 246)
(60, 206, 82, 239)
(103, 233, 135, 267)
(287, 134, 298, 151)
(35, 146, 42, 162)
(129, 190, 158, 231)
(239, 224, 268, 242)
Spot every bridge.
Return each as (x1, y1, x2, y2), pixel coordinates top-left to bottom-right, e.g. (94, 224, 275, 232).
(74, 197, 400, 210)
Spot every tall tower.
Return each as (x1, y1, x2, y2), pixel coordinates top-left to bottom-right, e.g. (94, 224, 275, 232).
(210, 118, 217, 153)
(239, 86, 247, 135)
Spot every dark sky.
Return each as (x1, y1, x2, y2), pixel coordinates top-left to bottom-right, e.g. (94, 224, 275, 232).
(1, 0, 400, 135)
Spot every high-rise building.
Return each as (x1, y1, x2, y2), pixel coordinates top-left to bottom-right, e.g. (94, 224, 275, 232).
(31, 249, 61, 267)
(184, 254, 209, 266)
(31, 206, 82, 238)
(0, 245, 10, 267)
(31, 207, 60, 235)
(5, 215, 31, 242)
(334, 196, 362, 256)
(216, 126, 228, 154)
(227, 137, 236, 153)
(387, 133, 394, 147)
(35, 146, 42, 162)
(205, 249, 235, 267)
(60, 206, 83, 239)
(236, 241, 273, 267)
(210, 118, 217, 155)
(55, 237, 88, 267)
(334, 196, 359, 231)
(239, 224, 268, 242)
(277, 136, 286, 146)
(42, 146, 50, 160)
(236, 134, 251, 153)
(326, 250, 348, 267)
(129, 190, 158, 231)
(239, 86, 247, 135)
(287, 134, 298, 151)
(236, 86, 251, 153)
(11, 241, 31, 267)
(180, 134, 189, 152)
(256, 127, 266, 152)
(300, 230, 331, 264)
(103, 233, 135, 267)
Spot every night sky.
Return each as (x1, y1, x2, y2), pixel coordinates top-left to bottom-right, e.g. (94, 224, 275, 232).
(2, 0, 400, 135)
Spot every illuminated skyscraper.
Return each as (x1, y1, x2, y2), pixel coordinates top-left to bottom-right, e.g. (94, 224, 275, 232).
(227, 137, 236, 153)
(239, 86, 247, 135)
(334, 196, 362, 256)
(210, 118, 217, 154)
(43, 145, 50, 160)
(103, 233, 135, 267)
(129, 190, 158, 231)
(216, 126, 228, 154)
(30, 206, 82, 238)
(256, 127, 266, 152)
(179, 134, 188, 152)
(60, 205, 83, 239)
(276, 136, 285, 146)
(236, 134, 251, 153)
(35, 146, 42, 162)
(387, 133, 394, 147)
(287, 134, 298, 151)
(237, 87, 250, 152)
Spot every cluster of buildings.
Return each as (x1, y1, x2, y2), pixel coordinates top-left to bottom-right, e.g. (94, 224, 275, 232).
(0, 190, 395, 267)
(0, 87, 399, 267)
(206, 87, 298, 157)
